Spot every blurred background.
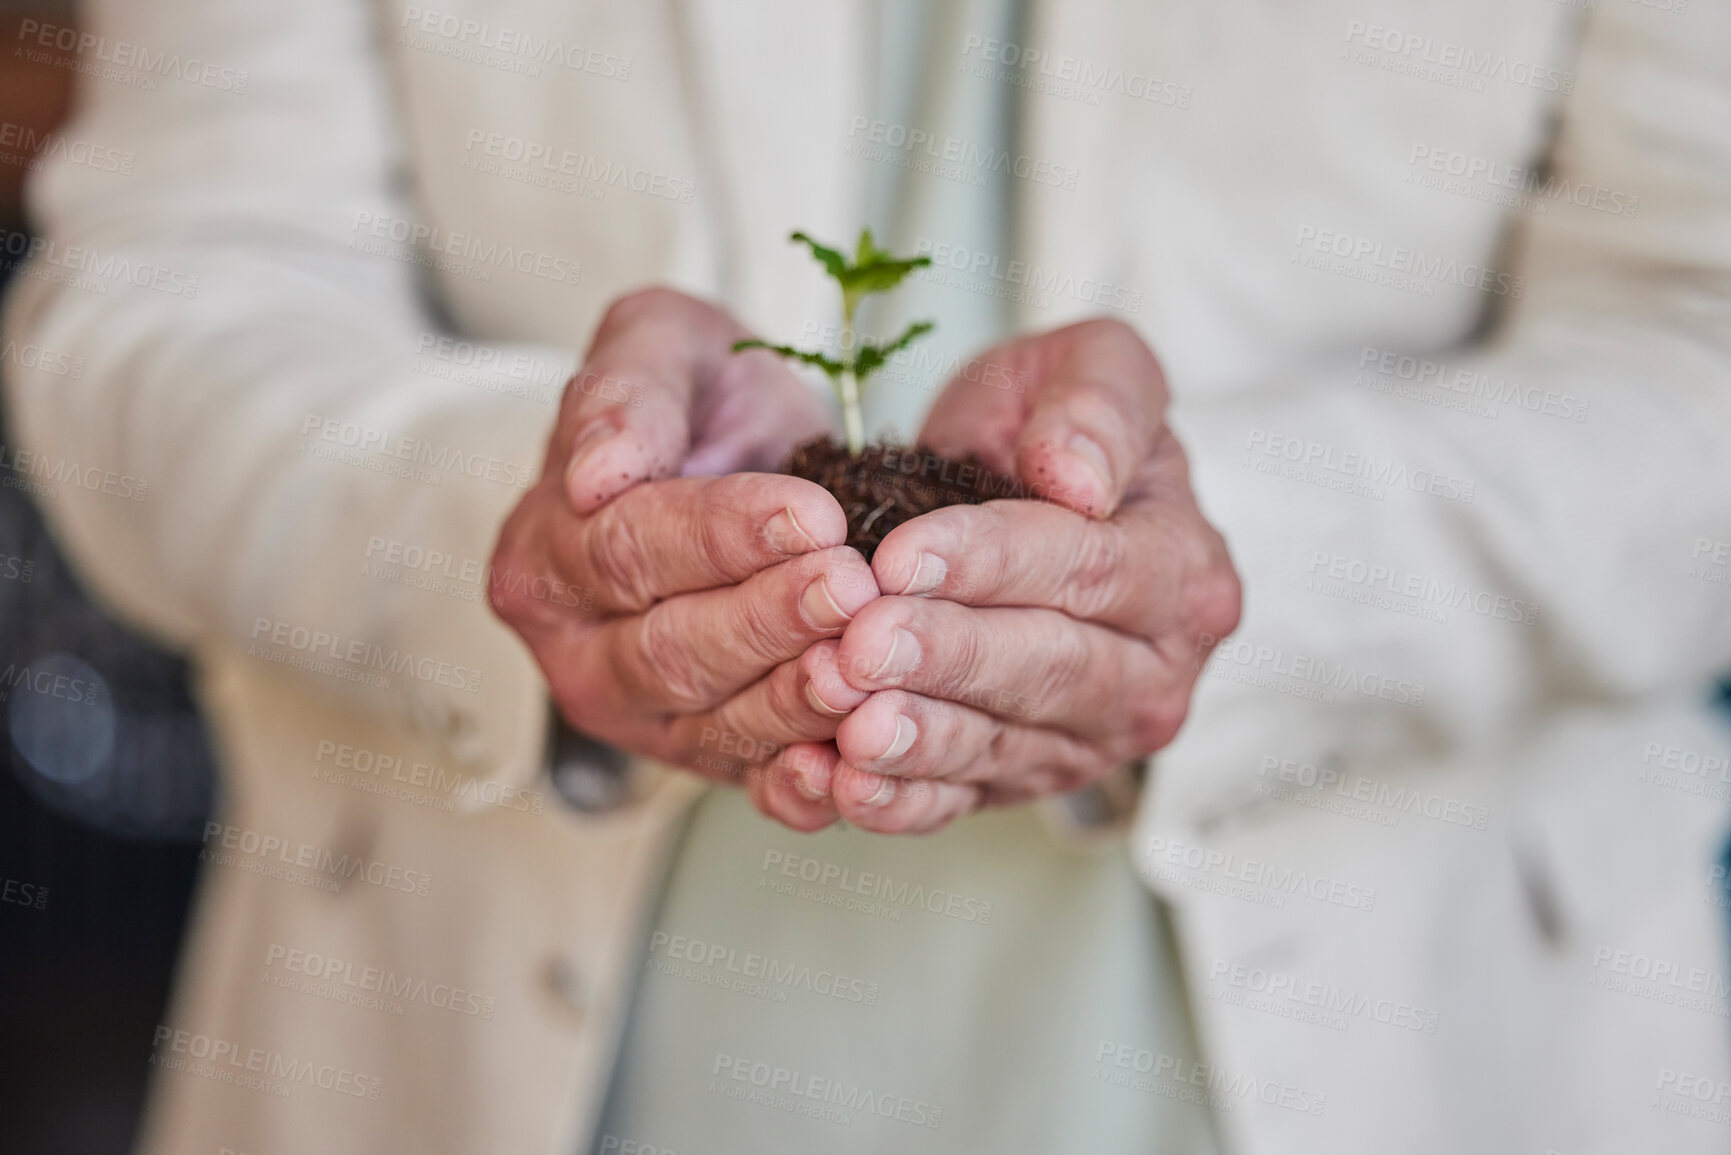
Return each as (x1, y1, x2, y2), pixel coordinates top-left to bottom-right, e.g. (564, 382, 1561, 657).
(0, 4, 216, 1152)
(2, 4, 1729, 1154)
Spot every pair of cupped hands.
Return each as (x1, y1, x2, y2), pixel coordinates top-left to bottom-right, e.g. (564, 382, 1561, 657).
(490, 288, 1240, 835)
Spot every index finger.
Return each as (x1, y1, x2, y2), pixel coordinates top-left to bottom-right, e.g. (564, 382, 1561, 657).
(920, 318, 1167, 519)
(554, 471, 850, 615)
(557, 287, 749, 513)
(868, 436, 1224, 640)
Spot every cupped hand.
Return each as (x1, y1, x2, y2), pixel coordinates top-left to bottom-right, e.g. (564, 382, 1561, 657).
(489, 288, 880, 810)
(758, 319, 1243, 834)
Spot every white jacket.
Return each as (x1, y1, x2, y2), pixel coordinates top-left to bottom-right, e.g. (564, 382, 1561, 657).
(5, 1, 1730, 1152)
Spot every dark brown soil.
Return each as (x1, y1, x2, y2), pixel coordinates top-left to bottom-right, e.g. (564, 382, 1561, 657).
(785, 437, 1021, 561)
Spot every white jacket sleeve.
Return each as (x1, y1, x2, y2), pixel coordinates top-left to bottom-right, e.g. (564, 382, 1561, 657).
(1154, 3, 1731, 823)
(1, 0, 572, 780)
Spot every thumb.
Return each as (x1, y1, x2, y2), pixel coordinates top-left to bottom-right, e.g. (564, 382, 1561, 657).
(1011, 319, 1167, 519)
(562, 374, 692, 514)
(920, 319, 1167, 519)
(557, 288, 744, 513)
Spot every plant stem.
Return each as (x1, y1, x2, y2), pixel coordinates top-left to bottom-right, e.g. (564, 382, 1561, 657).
(838, 305, 864, 455)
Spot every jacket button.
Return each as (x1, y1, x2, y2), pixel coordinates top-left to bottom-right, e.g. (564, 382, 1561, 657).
(542, 954, 587, 1023)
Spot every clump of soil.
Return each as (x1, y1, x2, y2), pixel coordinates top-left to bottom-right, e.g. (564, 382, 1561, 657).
(786, 437, 1020, 561)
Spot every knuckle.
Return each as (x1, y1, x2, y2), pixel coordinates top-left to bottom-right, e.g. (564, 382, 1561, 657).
(1184, 529, 1253, 647)
(942, 615, 990, 701)
(632, 610, 715, 711)
(763, 667, 823, 741)
(1030, 624, 1093, 710)
(696, 482, 757, 578)
(1129, 689, 1190, 754)
(1077, 315, 1140, 347)
(963, 507, 1017, 602)
(595, 285, 682, 342)
(590, 503, 657, 611)
(1019, 757, 1097, 799)
(1065, 523, 1128, 619)
(837, 599, 906, 685)
(1187, 534, 1244, 644)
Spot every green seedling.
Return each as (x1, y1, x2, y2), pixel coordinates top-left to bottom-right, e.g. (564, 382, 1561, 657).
(733, 229, 934, 456)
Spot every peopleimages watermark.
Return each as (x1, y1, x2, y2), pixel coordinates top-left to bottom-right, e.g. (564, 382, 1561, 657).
(1, 875, 49, 911)
(0, 121, 134, 175)
(1688, 538, 1731, 589)
(461, 128, 694, 204)
(1655, 1067, 1731, 1128)
(1, 228, 199, 299)
(597, 1138, 692, 1155)
(0, 443, 149, 504)
(312, 739, 546, 816)
(1587, 945, 1729, 1018)
(263, 942, 496, 1020)
(1255, 754, 1490, 832)
(397, 7, 632, 82)
(1355, 345, 1589, 425)
(363, 535, 596, 613)
(1242, 428, 1477, 505)
(200, 821, 433, 897)
(912, 237, 1143, 314)
(349, 210, 582, 288)
(361, 535, 492, 606)
(15, 18, 250, 94)
(0, 659, 105, 708)
(1341, 21, 1574, 95)
(1636, 738, 1731, 802)
(1206, 958, 1441, 1035)
(1142, 836, 1379, 913)
(1406, 144, 1638, 220)
(1, 337, 84, 380)
(957, 35, 1192, 110)
(710, 1052, 944, 1130)
(758, 849, 995, 925)
(1199, 632, 1427, 709)
(846, 116, 1079, 191)
(0, 442, 149, 505)
(1304, 550, 1540, 628)
(645, 930, 881, 1007)
(0, 551, 32, 585)
(1293, 225, 1524, 299)
(248, 615, 484, 695)
(150, 1026, 381, 1101)
(414, 333, 573, 405)
(1092, 1041, 1327, 1117)
(299, 412, 535, 490)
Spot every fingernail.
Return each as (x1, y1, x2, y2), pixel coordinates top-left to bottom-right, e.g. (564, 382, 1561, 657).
(799, 576, 852, 630)
(804, 680, 849, 717)
(765, 506, 816, 554)
(869, 627, 922, 682)
(897, 552, 947, 597)
(564, 423, 612, 490)
(793, 761, 831, 801)
(859, 773, 898, 808)
(1067, 433, 1112, 500)
(877, 715, 917, 761)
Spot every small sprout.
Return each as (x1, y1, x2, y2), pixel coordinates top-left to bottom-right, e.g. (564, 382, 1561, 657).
(733, 229, 934, 456)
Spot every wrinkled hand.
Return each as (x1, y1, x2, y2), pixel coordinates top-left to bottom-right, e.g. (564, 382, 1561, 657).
(757, 319, 1242, 835)
(490, 288, 880, 793)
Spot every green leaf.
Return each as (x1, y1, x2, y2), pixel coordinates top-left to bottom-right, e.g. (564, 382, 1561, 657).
(731, 337, 844, 379)
(854, 320, 934, 380)
(788, 229, 933, 320)
(789, 231, 847, 281)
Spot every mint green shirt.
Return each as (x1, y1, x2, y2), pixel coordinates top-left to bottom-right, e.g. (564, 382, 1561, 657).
(590, 4, 1217, 1152)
